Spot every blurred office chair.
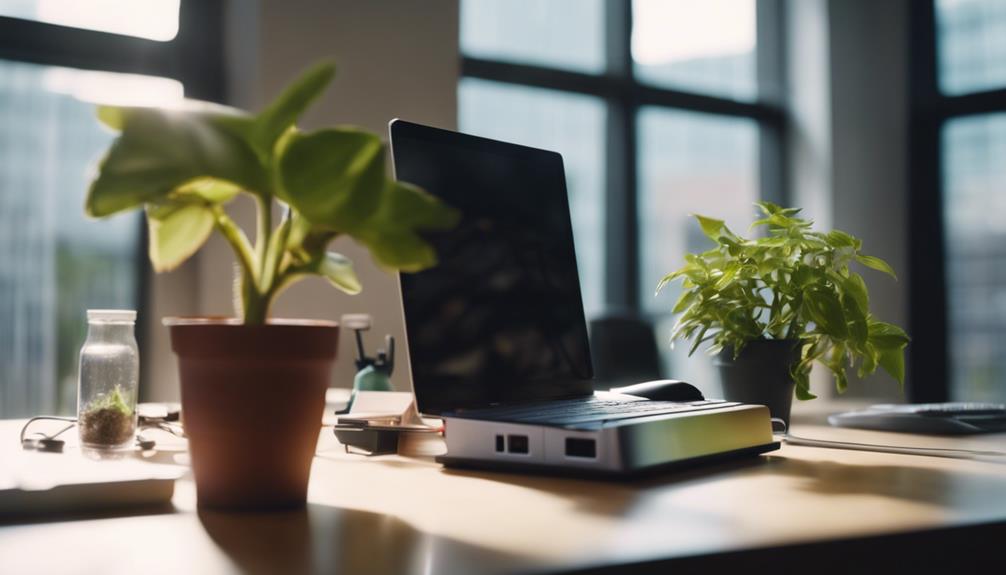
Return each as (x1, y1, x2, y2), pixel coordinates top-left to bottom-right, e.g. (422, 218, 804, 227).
(589, 313, 662, 388)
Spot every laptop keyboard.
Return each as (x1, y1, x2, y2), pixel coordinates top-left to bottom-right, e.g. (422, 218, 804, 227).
(454, 396, 737, 426)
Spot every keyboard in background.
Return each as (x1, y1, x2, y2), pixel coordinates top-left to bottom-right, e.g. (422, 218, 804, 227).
(454, 396, 736, 426)
(829, 402, 1006, 435)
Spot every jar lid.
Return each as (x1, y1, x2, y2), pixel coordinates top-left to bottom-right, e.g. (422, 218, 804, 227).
(87, 309, 137, 323)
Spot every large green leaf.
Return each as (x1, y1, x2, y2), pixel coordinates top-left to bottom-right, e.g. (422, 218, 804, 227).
(856, 254, 897, 279)
(793, 367, 818, 400)
(252, 61, 336, 158)
(877, 347, 905, 386)
(314, 252, 362, 294)
(804, 287, 849, 339)
(868, 320, 910, 350)
(277, 128, 385, 232)
(755, 201, 801, 218)
(145, 200, 215, 272)
(284, 250, 362, 295)
(868, 320, 908, 385)
(857, 343, 879, 378)
(695, 215, 725, 241)
(825, 230, 858, 249)
(96, 99, 248, 132)
(841, 272, 869, 313)
(97, 105, 130, 131)
(86, 107, 266, 217)
(655, 268, 687, 294)
(174, 177, 242, 204)
(352, 181, 461, 271)
(672, 290, 697, 314)
(794, 385, 818, 401)
(842, 293, 869, 347)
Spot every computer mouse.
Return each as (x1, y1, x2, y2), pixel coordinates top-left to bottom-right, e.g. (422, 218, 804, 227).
(610, 380, 705, 402)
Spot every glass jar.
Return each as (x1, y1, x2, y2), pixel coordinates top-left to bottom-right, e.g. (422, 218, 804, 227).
(77, 309, 139, 450)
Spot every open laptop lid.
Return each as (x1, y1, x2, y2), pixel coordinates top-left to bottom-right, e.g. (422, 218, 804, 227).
(389, 120, 593, 416)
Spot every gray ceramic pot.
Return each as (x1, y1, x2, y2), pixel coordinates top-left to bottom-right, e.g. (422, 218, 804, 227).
(714, 339, 801, 426)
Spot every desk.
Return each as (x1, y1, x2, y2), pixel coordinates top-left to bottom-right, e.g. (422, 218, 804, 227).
(1, 412, 1004, 574)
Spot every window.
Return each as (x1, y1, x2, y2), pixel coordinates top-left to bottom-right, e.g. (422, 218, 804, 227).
(0, 0, 180, 41)
(632, 0, 758, 100)
(458, 0, 784, 379)
(458, 78, 607, 318)
(936, 0, 1006, 95)
(910, 0, 1006, 402)
(460, 0, 605, 73)
(0, 2, 222, 417)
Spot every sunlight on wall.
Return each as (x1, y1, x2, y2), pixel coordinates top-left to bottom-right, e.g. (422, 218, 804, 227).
(42, 67, 184, 107)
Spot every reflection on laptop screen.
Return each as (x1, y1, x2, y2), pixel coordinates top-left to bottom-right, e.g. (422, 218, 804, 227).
(390, 120, 593, 415)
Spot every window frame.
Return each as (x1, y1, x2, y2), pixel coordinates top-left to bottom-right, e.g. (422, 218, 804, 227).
(0, 1, 225, 405)
(908, 1, 1006, 402)
(459, 0, 787, 312)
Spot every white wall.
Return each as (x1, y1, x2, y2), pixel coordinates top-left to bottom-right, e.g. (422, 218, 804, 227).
(827, 0, 910, 400)
(785, 0, 834, 400)
(146, 0, 460, 400)
(786, 0, 910, 401)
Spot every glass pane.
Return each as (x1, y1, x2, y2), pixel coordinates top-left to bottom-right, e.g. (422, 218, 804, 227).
(0, 60, 182, 418)
(936, 0, 1006, 95)
(460, 0, 605, 73)
(638, 107, 759, 387)
(458, 78, 606, 320)
(942, 114, 1006, 402)
(0, 0, 179, 41)
(632, 0, 758, 101)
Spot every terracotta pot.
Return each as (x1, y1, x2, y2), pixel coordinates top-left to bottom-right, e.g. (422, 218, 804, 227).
(714, 339, 801, 426)
(167, 318, 338, 510)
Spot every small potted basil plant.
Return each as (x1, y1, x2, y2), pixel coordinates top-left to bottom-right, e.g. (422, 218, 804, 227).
(656, 202, 909, 425)
(86, 61, 459, 509)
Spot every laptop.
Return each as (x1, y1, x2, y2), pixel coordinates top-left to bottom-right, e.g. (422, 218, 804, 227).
(388, 119, 778, 476)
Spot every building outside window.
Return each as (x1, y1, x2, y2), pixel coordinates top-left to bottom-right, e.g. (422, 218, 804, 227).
(0, 0, 219, 417)
(928, 0, 1006, 402)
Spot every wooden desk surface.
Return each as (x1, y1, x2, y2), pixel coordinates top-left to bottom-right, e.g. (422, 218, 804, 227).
(1, 413, 1004, 574)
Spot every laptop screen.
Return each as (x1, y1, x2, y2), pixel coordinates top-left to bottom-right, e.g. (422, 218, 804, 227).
(390, 120, 594, 415)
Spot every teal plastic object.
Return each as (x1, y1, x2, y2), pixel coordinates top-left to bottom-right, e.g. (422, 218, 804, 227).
(340, 314, 396, 413)
(347, 364, 394, 413)
(353, 364, 393, 393)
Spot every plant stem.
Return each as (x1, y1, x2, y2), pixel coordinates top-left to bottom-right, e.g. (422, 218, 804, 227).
(212, 206, 258, 287)
(254, 193, 272, 281)
(212, 206, 271, 324)
(243, 284, 270, 325)
(260, 207, 292, 293)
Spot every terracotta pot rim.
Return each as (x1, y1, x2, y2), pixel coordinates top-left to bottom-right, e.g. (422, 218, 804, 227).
(162, 316, 338, 329)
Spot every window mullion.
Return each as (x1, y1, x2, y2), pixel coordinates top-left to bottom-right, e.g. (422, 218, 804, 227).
(604, 0, 638, 311)
(908, 0, 948, 401)
(756, 0, 788, 207)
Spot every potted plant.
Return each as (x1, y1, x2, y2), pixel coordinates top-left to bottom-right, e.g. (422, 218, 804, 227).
(657, 202, 909, 425)
(85, 61, 459, 509)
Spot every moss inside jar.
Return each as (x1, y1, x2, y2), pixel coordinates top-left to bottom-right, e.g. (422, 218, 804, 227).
(78, 385, 136, 448)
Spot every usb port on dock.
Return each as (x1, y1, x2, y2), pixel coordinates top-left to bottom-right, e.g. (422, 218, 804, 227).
(565, 437, 596, 458)
(507, 434, 529, 454)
